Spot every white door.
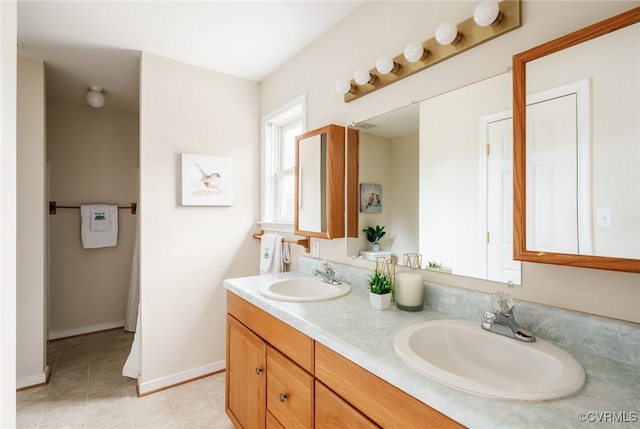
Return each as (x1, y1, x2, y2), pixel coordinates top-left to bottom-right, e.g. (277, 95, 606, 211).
(526, 94, 579, 254)
(486, 116, 521, 284)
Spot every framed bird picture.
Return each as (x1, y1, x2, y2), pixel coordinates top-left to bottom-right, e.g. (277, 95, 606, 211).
(360, 183, 382, 213)
(181, 153, 234, 206)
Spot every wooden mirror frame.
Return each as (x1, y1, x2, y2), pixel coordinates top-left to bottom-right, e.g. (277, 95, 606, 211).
(513, 7, 640, 273)
(294, 124, 346, 239)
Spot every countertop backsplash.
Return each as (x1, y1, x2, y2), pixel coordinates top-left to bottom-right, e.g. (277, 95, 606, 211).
(298, 256, 639, 366)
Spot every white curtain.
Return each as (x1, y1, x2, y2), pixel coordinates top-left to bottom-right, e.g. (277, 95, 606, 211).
(123, 215, 141, 378)
(124, 215, 139, 331)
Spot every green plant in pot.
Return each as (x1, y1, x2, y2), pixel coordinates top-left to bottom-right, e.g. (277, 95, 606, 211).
(367, 268, 392, 310)
(362, 225, 386, 252)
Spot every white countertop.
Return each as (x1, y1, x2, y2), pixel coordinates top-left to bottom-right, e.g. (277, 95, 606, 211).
(224, 272, 639, 429)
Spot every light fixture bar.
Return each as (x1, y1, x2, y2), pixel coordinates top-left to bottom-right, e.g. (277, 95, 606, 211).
(343, 0, 521, 103)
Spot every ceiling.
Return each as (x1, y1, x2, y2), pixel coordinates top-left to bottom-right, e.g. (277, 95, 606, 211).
(17, 1, 363, 112)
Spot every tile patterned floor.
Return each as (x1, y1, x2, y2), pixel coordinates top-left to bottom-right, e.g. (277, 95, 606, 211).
(16, 329, 234, 429)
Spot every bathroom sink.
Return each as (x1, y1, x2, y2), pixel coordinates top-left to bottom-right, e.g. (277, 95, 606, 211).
(259, 277, 351, 302)
(394, 319, 585, 401)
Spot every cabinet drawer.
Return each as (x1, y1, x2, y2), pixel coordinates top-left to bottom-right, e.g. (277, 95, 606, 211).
(315, 381, 379, 428)
(227, 291, 314, 373)
(315, 342, 464, 429)
(266, 410, 285, 429)
(267, 346, 314, 429)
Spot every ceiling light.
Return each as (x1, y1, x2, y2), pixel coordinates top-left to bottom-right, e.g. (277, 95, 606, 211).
(473, 1, 502, 27)
(86, 85, 105, 108)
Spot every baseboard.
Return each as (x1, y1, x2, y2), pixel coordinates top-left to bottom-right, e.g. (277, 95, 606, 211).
(48, 320, 125, 340)
(138, 360, 225, 396)
(16, 365, 49, 390)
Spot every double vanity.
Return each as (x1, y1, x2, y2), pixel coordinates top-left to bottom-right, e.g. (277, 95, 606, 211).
(224, 261, 639, 428)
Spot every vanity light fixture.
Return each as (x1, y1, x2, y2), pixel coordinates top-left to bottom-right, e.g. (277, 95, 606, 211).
(354, 68, 376, 85)
(376, 55, 400, 74)
(336, 78, 355, 95)
(435, 22, 462, 46)
(403, 41, 429, 63)
(86, 85, 105, 108)
(339, 0, 521, 103)
(473, 1, 503, 27)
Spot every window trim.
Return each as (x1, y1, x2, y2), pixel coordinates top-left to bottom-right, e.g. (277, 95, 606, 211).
(260, 94, 306, 232)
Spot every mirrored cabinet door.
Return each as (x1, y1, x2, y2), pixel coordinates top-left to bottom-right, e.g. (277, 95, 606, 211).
(295, 124, 345, 239)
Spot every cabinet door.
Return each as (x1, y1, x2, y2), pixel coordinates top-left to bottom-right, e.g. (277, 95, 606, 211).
(315, 381, 379, 429)
(226, 315, 267, 429)
(267, 346, 314, 429)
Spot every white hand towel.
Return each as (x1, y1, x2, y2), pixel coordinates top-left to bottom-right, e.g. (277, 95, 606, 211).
(90, 204, 111, 231)
(260, 233, 278, 274)
(260, 234, 291, 274)
(81, 204, 118, 249)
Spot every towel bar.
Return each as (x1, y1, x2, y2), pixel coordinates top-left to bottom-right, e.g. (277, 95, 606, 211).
(253, 230, 310, 253)
(49, 201, 137, 215)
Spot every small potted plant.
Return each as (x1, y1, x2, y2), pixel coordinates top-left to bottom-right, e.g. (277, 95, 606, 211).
(362, 225, 386, 252)
(367, 268, 393, 310)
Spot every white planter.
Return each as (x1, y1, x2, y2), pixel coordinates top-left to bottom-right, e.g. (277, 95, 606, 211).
(372, 243, 380, 252)
(369, 292, 391, 310)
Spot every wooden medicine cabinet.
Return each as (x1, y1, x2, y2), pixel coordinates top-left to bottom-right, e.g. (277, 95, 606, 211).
(295, 124, 346, 239)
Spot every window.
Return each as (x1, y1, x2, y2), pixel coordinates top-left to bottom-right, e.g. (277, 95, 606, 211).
(261, 95, 305, 230)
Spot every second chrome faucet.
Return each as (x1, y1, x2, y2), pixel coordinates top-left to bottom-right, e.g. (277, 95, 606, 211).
(481, 291, 536, 342)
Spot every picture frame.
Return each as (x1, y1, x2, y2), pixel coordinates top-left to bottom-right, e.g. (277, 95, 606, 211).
(360, 183, 382, 213)
(181, 153, 233, 206)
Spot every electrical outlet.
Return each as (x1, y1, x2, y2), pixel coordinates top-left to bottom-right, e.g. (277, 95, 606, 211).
(311, 240, 320, 258)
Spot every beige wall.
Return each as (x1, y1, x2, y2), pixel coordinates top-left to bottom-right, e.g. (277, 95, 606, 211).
(16, 55, 47, 387)
(138, 53, 260, 392)
(1, 1, 18, 425)
(47, 102, 139, 337)
(260, 1, 640, 322)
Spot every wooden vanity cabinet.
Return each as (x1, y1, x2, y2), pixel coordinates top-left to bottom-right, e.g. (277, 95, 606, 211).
(267, 346, 314, 428)
(315, 381, 379, 428)
(315, 342, 464, 429)
(226, 291, 464, 429)
(226, 292, 314, 429)
(226, 315, 267, 429)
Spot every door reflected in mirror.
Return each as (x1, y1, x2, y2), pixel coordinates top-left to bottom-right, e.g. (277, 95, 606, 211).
(348, 72, 520, 284)
(513, 8, 640, 273)
(525, 23, 639, 260)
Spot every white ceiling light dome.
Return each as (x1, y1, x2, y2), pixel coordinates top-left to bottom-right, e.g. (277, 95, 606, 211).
(86, 85, 105, 108)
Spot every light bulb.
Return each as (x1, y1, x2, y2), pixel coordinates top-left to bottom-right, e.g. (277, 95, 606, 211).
(435, 21, 459, 45)
(335, 78, 353, 95)
(473, 1, 500, 27)
(376, 56, 397, 74)
(354, 68, 373, 85)
(403, 41, 425, 63)
(86, 86, 105, 108)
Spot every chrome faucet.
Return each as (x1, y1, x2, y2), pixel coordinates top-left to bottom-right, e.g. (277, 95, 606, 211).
(313, 260, 341, 285)
(481, 291, 536, 342)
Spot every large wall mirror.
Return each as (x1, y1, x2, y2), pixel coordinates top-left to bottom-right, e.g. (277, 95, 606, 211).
(347, 71, 521, 284)
(513, 7, 640, 273)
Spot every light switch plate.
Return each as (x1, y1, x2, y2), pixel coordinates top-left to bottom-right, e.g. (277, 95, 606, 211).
(311, 240, 320, 258)
(596, 208, 612, 227)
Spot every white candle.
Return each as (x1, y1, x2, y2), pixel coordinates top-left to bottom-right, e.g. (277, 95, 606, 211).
(395, 272, 425, 311)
